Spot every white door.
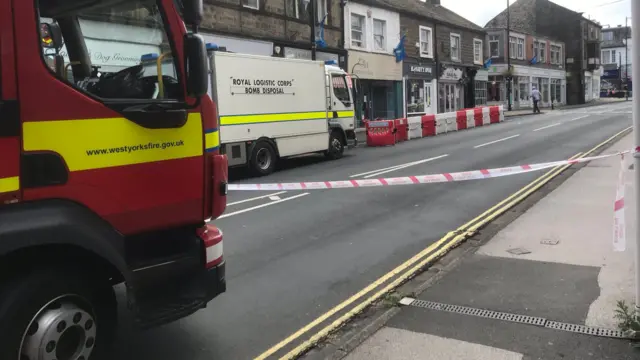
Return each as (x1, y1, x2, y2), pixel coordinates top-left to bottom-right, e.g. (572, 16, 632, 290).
(424, 82, 435, 115)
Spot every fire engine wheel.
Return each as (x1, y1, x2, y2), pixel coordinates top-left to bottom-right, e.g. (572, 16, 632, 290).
(325, 131, 344, 160)
(250, 142, 277, 176)
(0, 268, 116, 360)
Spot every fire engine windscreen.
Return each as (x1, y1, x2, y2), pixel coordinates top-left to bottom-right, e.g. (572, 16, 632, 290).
(38, 0, 182, 100)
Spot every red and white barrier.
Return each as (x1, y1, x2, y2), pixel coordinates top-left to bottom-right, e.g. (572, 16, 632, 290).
(407, 116, 423, 140)
(613, 153, 626, 251)
(229, 151, 628, 191)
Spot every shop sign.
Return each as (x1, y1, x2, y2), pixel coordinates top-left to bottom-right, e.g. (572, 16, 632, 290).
(403, 60, 434, 80)
(602, 69, 619, 79)
(475, 69, 489, 82)
(440, 66, 463, 81)
(348, 50, 402, 81)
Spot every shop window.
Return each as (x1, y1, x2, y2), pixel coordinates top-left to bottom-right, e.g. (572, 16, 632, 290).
(242, 0, 259, 10)
(551, 79, 562, 103)
(488, 76, 503, 102)
(474, 81, 487, 106)
(373, 19, 386, 51)
(450, 33, 461, 61)
(489, 35, 499, 58)
(38, 2, 183, 101)
(473, 39, 483, 65)
(407, 80, 426, 114)
(350, 13, 365, 49)
(541, 78, 550, 103)
(518, 76, 529, 102)
(419, 26, 433, 58)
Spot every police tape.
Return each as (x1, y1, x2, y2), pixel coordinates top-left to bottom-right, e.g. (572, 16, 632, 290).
(613, 153, 626, 252)
(228, 151, 629, 191)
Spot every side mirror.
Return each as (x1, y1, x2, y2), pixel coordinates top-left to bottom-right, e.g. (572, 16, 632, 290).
(184, 33, 208, 98)
(40, 22, 63, 50)
(181, 0, 203, 28)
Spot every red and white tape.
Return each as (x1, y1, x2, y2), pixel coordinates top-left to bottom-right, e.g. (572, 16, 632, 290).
(613, 153, 626, 252)
(229, 151, 629, 191)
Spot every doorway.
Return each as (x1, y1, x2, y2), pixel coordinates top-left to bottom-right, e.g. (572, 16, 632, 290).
(439, 83, 462, 113)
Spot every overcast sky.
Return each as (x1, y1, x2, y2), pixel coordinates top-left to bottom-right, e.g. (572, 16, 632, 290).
(441, 0, 631, 29)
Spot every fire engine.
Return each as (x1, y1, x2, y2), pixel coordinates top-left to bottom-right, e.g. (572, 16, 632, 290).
(0, 0, 227, 358)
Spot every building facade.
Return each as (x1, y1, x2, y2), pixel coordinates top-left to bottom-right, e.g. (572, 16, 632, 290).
(483, 28, 566, 109)
(344, 1, 403, 123)
(198, 0, 347, 66)
(601, 25, 631, 94)
(484, 0, 602, 106)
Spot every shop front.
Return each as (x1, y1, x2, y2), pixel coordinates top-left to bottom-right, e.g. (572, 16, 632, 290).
(487, 64, 566, 109)
(474, 69, 489, 107)
(348, 50, 403, 124)
(585, 67, 603, 101)
(403, 58, 436, 117)
(437, 65, 467, 113)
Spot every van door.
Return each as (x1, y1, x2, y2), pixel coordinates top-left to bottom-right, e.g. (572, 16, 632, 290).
(15, 0, 204, 234)
(0, 0, 20, 205)
(328, 72, 355, 130)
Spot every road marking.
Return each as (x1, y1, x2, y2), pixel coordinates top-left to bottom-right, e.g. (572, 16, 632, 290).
(350, 161, 421, 178)
(268, 195, 281, 201)
(219, 193, 309, 218)
(227, 191, 288, 206)
(473, 134, 520, 149)
(533, 123, 561, 132)
(257, 125, 633, 360)
(363, 154, 449, 179)
(567, 115, 589, 122)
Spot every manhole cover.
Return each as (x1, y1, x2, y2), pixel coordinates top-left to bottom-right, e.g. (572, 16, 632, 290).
(541, 239, 560, 245)
(507, 248, 531, 255)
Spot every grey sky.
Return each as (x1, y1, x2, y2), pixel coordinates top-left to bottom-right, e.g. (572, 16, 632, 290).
(441, 0, 631, 29)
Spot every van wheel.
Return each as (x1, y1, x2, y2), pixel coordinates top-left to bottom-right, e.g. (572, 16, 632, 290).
(325, 130, 344, 160)
(250, 141, 277, 176)
(0, 268, 117, 360)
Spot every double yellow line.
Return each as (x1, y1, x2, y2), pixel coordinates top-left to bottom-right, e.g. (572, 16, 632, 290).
(255, 125, 633, 360)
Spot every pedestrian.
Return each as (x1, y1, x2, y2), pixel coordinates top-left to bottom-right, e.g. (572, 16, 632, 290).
(531, 86, 541, 114)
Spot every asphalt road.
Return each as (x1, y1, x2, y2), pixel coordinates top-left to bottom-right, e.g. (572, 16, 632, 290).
(114, 102, 632, 360)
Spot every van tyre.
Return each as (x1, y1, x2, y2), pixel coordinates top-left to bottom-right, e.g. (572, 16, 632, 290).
(249, 141, 277, 176)
(325, 130, 344, 160)
(0, 267, 117, 360)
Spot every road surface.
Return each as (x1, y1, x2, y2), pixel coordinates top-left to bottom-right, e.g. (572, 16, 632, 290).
(114, 102, 632, 360)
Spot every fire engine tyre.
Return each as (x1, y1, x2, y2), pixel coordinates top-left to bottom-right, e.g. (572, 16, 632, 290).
(249, 141, 277, 176)
(325, 130, 344, 160)
(0, 268, 117, 360)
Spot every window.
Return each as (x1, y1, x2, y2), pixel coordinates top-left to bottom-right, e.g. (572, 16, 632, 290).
(373, 19, 386, 51)
(473, 39, 483, 64)
(419, 26, 433, 58)
(611, 50, 616, 63)
(332, 75, 351, 104)
(489, 35, 499, 58)
(534, 40, 546, 63)
(407, 80, 426, 114)
(602, 50, 611, 64)
(550, 45, 562, 64)
(517, 38, 524, 59)
(541, 78, 549, 102)
(242, 0, 259, 10)
(316, 0, 327, 24)
(603, 32, 614, 41)
(350, 13, 365, 48)
(551, 79, 562, 103)
(39, 2, 182, 101)
(509, 36, 517, 59)
(475, 81, 487, 106)
(287, 0, 309, 21)
(450, 33, 461, 61)
(518, 76, 529, 102)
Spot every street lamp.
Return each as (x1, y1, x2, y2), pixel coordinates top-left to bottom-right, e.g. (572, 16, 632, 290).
(302, 0, 317, 60)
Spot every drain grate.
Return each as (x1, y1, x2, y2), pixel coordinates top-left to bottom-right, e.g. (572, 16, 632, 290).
(546, 321, 627, 338)
(402, 298, 630, 339)
(409, 299, 546, 326)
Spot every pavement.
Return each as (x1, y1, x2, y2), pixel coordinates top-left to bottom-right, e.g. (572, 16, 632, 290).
(112, 101, 633, 360)
(343, 132, 638, 359)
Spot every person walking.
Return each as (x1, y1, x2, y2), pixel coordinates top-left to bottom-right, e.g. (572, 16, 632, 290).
(531, 86, 541, 114)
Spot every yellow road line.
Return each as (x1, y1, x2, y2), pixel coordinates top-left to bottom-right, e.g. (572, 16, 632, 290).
(255, 125, 632, 360)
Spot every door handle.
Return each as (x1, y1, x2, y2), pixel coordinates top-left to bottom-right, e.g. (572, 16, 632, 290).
(121, 103, 188, 129)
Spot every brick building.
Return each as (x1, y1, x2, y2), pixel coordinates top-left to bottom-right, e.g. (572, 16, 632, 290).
(485, 0, 602, 105)
(359, 0, 486, 116)
(198, 0, 347, 66)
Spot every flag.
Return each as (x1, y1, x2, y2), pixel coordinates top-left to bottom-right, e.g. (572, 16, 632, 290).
(315, 14, 328, 49)
(483, 58, 492, 69)
(529, 55, 537, 65)
(393, 34, 406, 63)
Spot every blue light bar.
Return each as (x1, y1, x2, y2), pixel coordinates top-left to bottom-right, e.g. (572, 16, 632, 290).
(206, 43, 219, 51)
(140, 53, 159, 61)
(324, 60, 338, 65)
